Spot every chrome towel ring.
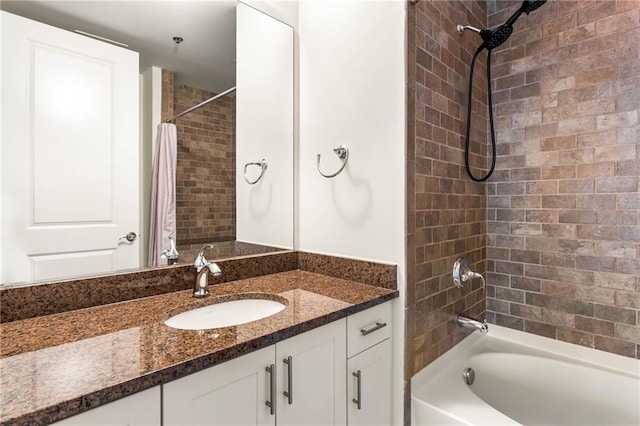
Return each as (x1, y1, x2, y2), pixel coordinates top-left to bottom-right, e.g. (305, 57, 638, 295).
(244, 159, 268, 184)
(317, 145, 349, 178)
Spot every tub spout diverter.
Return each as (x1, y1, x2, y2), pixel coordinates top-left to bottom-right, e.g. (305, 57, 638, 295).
(457, 315, 489, 333)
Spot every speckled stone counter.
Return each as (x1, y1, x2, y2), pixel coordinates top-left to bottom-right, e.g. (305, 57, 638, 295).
(0, 270, 397, 426)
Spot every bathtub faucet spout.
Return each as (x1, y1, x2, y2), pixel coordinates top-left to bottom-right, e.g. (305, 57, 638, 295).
(457, 315, 488, 333)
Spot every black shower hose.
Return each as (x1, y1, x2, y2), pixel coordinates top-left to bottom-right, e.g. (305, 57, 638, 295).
(464, 45, 497, 182)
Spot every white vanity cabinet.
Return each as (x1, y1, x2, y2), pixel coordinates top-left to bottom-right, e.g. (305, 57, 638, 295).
(51, 386, 160, 426)
(346, 302, 393, 426)
(163, 319, 347, 426)
(50, 303, 393, 426)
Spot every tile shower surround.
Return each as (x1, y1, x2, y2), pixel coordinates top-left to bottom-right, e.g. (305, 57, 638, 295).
(406, 4, 638, 422)
(406, 0, 489, 390)
(485, 0, 640, 359)
(162, 70, 236, 246)
(407, 1, 639, 393)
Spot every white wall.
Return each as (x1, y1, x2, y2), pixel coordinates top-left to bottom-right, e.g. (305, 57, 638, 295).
(239, 0, 298, 27)
(236, 3, 294, 249)
(298, 0, 406, 423)
(0, 27, 3, 277)
(298, 0, 405, 263)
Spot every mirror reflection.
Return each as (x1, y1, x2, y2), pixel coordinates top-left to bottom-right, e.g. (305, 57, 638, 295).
(0, 1, 294, 286)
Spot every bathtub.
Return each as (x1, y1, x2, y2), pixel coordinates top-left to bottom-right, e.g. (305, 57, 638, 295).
(411, 325, 640, 425)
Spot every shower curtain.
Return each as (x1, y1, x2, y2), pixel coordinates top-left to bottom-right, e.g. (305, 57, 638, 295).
(148, 123, 177, 266)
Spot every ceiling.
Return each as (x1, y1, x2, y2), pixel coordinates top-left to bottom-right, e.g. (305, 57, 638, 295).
(1, 0, 237, 93)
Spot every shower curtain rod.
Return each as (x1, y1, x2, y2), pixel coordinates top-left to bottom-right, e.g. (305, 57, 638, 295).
(164, 86, 236, 123)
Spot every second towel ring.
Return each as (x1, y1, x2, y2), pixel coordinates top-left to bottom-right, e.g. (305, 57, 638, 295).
(244, 159, 268, 184)
(317, 145, 349, 178)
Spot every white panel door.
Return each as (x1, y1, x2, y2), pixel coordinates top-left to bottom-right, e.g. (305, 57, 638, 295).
(1, 11, 139, 283)
(163, 346, 275, 426)
(236, 3, 294, 249)
(276, 319, 347, 426)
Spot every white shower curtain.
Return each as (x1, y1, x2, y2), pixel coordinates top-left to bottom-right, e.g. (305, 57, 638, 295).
(148, 123, 177, 266)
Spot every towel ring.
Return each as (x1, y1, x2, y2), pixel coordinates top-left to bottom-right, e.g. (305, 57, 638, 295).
(317, 145, 349, 178)
(244, 159, 268, 184)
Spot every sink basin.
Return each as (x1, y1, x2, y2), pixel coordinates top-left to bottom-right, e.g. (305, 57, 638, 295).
(164, 297, 287, 330)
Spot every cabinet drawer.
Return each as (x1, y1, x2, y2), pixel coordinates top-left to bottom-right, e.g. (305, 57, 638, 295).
(347, 301, 392, 358)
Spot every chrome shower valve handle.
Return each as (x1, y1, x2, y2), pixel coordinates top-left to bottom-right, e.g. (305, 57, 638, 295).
(453, 256, 485, 290)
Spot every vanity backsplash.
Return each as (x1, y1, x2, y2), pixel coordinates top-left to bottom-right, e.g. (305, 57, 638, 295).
(1, 251, 397, 323)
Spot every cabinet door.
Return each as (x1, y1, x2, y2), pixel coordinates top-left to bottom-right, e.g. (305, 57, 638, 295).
(347, 339, 392, 426)
(163, 346, 275, 426)
(52, 386, 160, 425)
(276, 319, 347, 426)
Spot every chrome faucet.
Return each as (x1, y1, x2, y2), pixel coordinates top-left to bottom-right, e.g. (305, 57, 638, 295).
(457, 315, 488, 333)
(193, 244, 221, 298)
(160, 236, 180, 265)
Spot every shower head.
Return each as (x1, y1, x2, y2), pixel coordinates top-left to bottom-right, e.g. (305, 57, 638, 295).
(480, 26, 513, 49)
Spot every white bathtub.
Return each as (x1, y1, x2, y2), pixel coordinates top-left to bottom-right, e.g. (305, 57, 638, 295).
(411, 325, 640, 425)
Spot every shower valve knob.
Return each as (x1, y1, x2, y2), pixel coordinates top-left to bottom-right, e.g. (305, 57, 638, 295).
(453, 256, 472, 288)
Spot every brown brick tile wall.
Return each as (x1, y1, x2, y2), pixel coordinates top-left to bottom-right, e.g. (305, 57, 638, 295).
(486, 0, 640, 359)
(162, 70, 236, 246)
(161, 70, 174, 123)
(407, 0, 488, 387)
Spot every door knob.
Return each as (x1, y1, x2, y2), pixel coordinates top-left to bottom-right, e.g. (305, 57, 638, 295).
(119, 232, 137, 242)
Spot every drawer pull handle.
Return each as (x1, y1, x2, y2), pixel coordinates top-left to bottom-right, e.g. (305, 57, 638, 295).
(360, 321, 387, 336)
(265, 364, 275, 415)
(352, 370, 362, 410)
(283, 356, 293, 405)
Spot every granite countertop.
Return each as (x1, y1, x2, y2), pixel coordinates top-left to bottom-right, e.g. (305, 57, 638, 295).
(0, 270, 397, 426)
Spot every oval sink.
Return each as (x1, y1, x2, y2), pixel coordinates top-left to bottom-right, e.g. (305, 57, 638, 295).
(164, 298, 287, 330)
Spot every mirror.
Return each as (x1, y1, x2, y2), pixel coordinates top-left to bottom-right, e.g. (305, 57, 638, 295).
(0, 1, 294, 287)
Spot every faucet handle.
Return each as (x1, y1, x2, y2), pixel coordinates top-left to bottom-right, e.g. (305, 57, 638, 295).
(207, 262, 222, 276)
(195, 244, 214, 268)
